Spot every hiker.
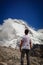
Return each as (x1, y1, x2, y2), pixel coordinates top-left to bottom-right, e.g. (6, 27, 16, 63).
(20, 29, 32, 65)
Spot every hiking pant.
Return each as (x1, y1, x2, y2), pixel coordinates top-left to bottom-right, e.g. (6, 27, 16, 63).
(21, 49, 30, 65)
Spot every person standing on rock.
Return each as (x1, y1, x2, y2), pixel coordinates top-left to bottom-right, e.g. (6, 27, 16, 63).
(20, 29, 32, 65)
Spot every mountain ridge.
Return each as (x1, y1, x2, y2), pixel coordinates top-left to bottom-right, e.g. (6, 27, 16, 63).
(0, 18, 43, 48)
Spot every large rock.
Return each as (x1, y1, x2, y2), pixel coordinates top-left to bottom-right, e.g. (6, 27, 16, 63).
(0, 62, 7, 65)
(30, 44, 43, 57)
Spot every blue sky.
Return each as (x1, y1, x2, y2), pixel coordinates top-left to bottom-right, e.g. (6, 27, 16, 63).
(0, 0, 43, 30)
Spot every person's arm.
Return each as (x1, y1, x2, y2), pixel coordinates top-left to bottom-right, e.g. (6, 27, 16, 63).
(20, 40, 23, 52)
(30, 39, 32, 49)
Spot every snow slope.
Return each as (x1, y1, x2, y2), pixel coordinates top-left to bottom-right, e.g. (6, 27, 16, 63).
(0, 18, 43, 48)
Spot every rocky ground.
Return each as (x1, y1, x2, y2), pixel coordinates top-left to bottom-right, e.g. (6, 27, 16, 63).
(0, 45, 43, 65)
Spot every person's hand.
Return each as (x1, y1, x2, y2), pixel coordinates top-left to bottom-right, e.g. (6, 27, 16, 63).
(30, 40, 32, 49)
(20, 40, 23, 52)
(20, 47, 21, 52)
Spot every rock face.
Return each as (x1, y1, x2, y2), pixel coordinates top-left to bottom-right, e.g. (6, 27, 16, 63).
(30, 44, 43, 57)
(0, 46, 43, 65)
(0, 46, 20, 65)
(0, 62, 7, 65)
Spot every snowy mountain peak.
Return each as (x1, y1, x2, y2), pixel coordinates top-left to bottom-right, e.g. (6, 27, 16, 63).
(0, 18, 43, 48)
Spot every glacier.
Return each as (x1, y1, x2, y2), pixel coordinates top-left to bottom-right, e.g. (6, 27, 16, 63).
(0, 18, 43, 48)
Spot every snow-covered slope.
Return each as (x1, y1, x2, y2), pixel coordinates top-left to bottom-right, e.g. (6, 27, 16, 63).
(0, 18, 43, 48)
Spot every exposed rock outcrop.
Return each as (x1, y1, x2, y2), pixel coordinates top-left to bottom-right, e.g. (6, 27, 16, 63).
(0, 46, 43, 65)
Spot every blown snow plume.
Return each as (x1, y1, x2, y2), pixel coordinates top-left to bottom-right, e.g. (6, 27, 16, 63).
(0, 18, 43, 48)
